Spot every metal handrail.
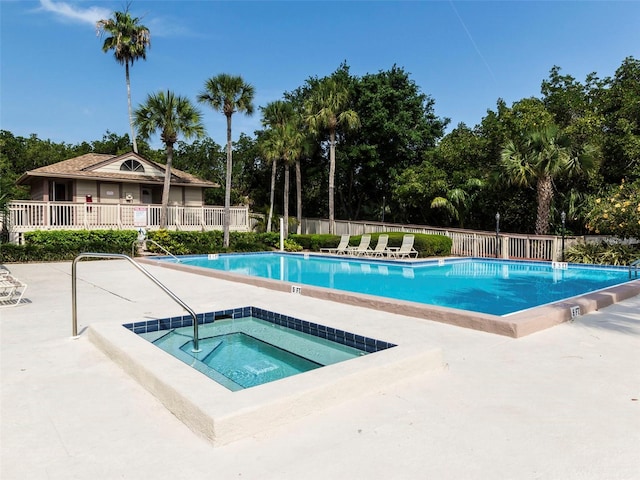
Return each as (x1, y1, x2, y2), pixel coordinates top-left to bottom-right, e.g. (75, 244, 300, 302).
(72, 253, 200, 351)
(630, 259, 640, 279)
(131, 238, 181, 262)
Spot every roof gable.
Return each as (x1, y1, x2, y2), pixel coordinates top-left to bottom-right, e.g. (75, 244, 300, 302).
(87, 153, 166, 179)
(17, 152, 217, 188)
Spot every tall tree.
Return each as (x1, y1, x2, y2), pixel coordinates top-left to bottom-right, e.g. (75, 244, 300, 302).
(430, 178, 484, 228)
(97, 8, 150, 154)
(260, 100, 294, 232)
(134, 91, 205, 229)
(258, 129, 283, 232)
(340, 65, 448, 221)
(198, 74, 255, 247)
(598, 57, 640, 182)
(501, 125, 598, 234)
(305, 76, 360, 233)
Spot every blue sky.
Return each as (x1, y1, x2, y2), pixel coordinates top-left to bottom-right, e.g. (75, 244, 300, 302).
(1, 0, 639, 150)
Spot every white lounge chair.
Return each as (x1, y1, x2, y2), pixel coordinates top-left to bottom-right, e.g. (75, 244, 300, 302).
(347, 234, 372, 256)
(320, 234, 351, 255)
(389, 234, 419, 259)
(367, 234, 389, 257)
(0, 271, 28, 307)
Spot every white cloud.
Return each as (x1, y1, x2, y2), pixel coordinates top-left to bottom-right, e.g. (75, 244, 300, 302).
(38, 0, 111, 25)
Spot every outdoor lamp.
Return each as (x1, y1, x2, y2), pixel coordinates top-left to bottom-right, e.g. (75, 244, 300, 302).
(561, 211, 566, 262)
(495, 212, 500, 258)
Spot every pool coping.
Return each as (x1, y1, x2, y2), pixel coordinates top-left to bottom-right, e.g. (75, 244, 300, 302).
(89, 310, 443, 446)
(138, 256, 640, 338)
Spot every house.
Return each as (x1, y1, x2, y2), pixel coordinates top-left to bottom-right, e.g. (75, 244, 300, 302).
(6, 152, 249, 241)
(16, 152, 216, 206)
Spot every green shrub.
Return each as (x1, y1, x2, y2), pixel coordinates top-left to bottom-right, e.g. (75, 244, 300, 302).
(585, 179, 640, 239)
(290, 232, 452, 258)
(283, 239, 303, 252)
(565, 241, 640, 266)
(146, 230, 279, 255)
(0, 229, 138, 262)
(290, 234, 338, 251)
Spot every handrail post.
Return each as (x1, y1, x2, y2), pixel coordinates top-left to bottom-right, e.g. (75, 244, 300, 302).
(72, 253, 200, 352)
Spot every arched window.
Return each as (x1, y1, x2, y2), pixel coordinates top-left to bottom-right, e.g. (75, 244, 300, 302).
(120, 159, 145, 172)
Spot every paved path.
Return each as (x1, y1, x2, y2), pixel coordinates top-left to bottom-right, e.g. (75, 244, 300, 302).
(1, 260, 639, 479)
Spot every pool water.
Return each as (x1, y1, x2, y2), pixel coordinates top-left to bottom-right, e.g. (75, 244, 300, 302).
(159, 254, 633, 316)
(182, 332, 322, 389)
(132, 309, 395, 391)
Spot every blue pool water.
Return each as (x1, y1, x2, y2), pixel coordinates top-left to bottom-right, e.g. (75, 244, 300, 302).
(156, 254, 632, 316)
(130, 307, 395, 391)
(181, 332, 322, 389)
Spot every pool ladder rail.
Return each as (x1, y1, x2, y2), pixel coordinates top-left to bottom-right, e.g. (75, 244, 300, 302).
(132, 237, 181, 262)
(630, 259, 640, 279)
(72, 253, 201, 352)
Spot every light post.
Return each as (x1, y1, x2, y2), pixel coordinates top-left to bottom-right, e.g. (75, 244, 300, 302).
(381, 196, 386, 223)
(495, 212, 500, 258)
(561, 211, 566, 262)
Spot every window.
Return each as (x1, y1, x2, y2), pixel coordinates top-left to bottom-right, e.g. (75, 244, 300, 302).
(120, 159, 145, 172)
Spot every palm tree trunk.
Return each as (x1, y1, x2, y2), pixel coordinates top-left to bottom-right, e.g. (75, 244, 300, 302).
(223, 114, 233, 248)
(535, 173, 554, 235)
(283, 162, 290, 238)
(295, 159, 302, 235)
(160, 143, 173, 229)
(328, 129, 336, 234)
(267, 159, 277, 232)
(125, 62, 138, 154)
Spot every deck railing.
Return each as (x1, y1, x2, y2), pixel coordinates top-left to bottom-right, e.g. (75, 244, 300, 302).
(300, 218, 580, 262)
(6, 201, 249, 237)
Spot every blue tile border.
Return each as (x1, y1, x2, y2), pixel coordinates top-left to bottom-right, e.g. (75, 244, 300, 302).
(123, 306, 396, 354)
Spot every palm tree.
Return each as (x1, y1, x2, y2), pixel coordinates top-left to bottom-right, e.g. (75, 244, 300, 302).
(198, 74, 255, 247)
(260, 100, 294, 232)
(305, 77, 360, 234)
(295, 133, 315, 234)
(259, 122, 303, 238)
(258, 129, 282, 232)
(134, 91, 205, 229)
(501, 125, 598, 234)
(430, 178, 484, 228)
(279, 122, 304, 238)
(97, 8, 150, 154)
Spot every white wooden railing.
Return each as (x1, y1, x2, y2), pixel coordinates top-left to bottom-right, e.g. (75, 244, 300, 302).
(6, 201, 249, 235)
(300, 218, 579, 262)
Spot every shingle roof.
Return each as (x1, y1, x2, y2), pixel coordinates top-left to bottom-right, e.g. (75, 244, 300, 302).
(17, 152, 218, 188)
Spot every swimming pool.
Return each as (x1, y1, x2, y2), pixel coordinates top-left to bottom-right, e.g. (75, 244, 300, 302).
(143, 253, 640, 337)
(128, 306, 395, 391)
(154, 253, 632, 316)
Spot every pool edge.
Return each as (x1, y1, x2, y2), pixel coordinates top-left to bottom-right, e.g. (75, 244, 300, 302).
(88, 319, 443, 446)
(139, 256, 640, 338)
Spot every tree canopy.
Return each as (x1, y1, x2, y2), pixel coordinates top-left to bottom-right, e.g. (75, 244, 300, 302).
(4, 56, 639, 238)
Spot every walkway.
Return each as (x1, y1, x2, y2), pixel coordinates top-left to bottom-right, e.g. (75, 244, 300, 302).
(1, 260, 639, 479)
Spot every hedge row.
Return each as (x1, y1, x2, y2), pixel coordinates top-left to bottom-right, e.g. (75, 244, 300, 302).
(0, 230, 138, 262)
(290, 232, 452, 257)
(0, 229, 452, 262)
(146, 230, 280, 254)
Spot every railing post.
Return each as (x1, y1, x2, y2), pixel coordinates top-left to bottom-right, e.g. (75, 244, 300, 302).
(72, 253, 200, 352)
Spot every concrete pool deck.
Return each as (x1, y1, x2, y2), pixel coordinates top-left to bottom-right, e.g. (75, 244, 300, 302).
(1, 260, 639, 479)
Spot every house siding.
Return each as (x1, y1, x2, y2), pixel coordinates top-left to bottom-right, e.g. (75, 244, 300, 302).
(75, 180, 98, 202)
(169, 186, 183, 205)
(99, 183, 121, 204)
(185, 187, 202, 206)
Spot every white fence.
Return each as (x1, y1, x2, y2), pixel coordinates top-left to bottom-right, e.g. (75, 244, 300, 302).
(6, 201, 249, 240)
(300, 218, 580, 262)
